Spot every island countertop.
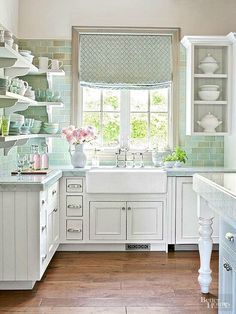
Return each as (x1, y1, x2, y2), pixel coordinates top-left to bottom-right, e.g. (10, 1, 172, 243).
(0, 169, 62, 191)
(193, 172, 236, 225)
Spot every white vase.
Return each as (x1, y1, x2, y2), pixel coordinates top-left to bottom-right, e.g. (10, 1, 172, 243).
(70, 144, 87, 168)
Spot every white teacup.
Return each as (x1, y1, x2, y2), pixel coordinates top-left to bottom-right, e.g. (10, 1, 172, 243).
(51, 59, 63, 70)
(38, 57, 52, 71)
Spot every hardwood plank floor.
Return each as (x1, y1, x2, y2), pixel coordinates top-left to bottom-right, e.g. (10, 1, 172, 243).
(0, 251, 219, 313)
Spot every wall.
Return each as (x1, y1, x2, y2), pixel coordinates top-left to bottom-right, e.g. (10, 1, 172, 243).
(14, 39, 224, 167)
(0, 0, 19, 36)
(18, 0, 236, 39)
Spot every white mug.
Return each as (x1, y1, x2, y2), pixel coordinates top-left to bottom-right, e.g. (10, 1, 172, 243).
(51, 59, 63, 70)
(38, 57, 52, 71)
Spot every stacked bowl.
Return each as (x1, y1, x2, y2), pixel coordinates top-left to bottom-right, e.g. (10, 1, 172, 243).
(198, 85, 220, 101)
(10, 114, 24, 128)
(19, 50, 34, 64)
(42, 122, 59, 134)
(30, 120, 42, 134)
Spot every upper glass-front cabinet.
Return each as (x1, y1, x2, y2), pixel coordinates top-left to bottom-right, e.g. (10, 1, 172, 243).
(181, 35, 235, 136)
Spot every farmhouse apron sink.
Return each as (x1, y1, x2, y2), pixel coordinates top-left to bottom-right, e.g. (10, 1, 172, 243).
(86, 168, 167, 194)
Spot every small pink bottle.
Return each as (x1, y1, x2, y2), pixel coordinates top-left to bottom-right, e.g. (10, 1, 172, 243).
(41, 144, 49, 170)
(33, 145, 41, 170)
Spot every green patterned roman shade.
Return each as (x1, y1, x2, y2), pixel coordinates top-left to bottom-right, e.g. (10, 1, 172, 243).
(79, 33, 172, 89)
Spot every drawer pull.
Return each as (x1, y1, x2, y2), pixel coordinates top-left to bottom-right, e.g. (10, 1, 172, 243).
(225, 232, 234, 242)
(67, 228, 82, 233)
(223, 263, 232, 271)
(68, 204, 82, 209)
(52, 190, 57, 195)
(42, 254, 47, 262)
(41, 225, 47, 232)
(53, 208, 58, 212)
(68, 184, 82, 189)
(127, 207, 131, 210)
(122, 207, 126, 211)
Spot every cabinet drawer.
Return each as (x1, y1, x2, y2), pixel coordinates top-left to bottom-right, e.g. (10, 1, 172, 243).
(66, 195, 83, 216)
(66, 220, 83, 240)
(66, 179, 83, 193)
(220, 219, 236, 253)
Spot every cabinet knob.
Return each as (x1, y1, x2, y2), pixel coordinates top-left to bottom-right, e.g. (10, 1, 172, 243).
(52, 190, 57, 195)
(225, 232, 234, 242)
(127, 207, 131, 210)
(122, 207, 126, 211)
(42, 254, 47, 262)
(41, 200, 45, 205)
(67, 204, 82, 209)
(223, 263, 232, 271)
(53, 208, 58, 212)
(67, 228, 82, 233)
(41, 225, 47, 232)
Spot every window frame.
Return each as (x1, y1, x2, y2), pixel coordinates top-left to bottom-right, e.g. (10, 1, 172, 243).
(81, 87, 171, 151)
(72, 26, 180, 151)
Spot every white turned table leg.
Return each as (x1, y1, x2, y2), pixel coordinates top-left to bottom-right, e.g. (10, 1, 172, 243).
(198, 216, 213, 294)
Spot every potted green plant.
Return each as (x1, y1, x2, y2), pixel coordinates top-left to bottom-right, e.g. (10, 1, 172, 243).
(173, 146, 188, 167)
(163, 154, 178, 168)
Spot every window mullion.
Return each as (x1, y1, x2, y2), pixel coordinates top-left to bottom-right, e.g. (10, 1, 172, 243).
(120, 90, 130, 148)
(100, 90, 103, 147)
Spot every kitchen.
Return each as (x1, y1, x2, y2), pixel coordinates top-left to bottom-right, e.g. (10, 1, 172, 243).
(0, 0, 236, 313)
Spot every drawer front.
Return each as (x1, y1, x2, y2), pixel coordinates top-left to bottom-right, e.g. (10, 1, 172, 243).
(66, 179, 83, 193)
(66, 220, 83, 240)
(66, 195, 83, 217)
(220, 219, 236, 253)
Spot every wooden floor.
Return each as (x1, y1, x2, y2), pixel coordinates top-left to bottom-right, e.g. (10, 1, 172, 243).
(0, 251, 219, 314)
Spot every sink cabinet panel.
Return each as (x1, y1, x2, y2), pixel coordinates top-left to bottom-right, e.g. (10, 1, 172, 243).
(175, 177, 219, 244)
(90, 202, 127, 240)
(127, 202, 163, 240)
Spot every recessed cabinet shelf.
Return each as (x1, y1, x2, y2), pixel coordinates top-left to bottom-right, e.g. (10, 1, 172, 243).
(181, 35, 234, 136)
(194, 101, 227, 105)
(194, 74, 228, 78)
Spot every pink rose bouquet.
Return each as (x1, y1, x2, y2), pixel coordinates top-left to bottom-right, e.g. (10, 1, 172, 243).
(62, 125, 96, 145)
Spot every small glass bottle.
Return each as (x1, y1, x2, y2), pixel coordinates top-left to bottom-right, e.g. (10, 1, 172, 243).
(41, 143, 49, 170)
(33, 145, 41, 170)
(91, 148, 100, 167)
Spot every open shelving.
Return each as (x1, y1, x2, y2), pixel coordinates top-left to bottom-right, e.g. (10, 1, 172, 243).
(181, 35, 234, 136)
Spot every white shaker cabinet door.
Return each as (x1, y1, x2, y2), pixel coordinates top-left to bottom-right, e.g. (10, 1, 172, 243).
(90, 201, 126, 240)
(176, 177, 219, 244)
(127, 201, 163, 240)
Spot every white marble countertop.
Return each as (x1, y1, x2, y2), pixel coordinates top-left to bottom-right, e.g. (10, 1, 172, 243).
(0, 170, 62, 191)
(193, 172, 236, 224)
(52, 166, 236, 177)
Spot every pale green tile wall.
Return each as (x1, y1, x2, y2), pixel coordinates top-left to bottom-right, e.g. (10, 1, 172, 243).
(0, 40, 224, 170)
(17, 39, 72, 165)
(178, 45, 224, 167)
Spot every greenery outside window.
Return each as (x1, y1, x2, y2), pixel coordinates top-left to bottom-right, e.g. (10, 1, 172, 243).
(82, 86, 170, 150)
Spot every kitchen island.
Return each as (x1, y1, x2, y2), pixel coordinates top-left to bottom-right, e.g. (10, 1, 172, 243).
(193, 173, 236, 313)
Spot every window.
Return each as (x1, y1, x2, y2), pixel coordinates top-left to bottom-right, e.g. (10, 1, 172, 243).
(72, 27, 179, 151)
(82, 86, 170, 150)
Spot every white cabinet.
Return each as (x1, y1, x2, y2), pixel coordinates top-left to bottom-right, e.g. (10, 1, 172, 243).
(90, 202, 126, 240)
(181, 36, 234, 135)
(60, 177, 85, 242)
(127, 202, 163, 240)
(219, 219, 236, 313)
(175, 177, 219, 244)
(0, 180, 60, 290)
(90, 201, 164, 241)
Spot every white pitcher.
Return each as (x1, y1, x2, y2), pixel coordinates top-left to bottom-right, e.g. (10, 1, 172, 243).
(38, 57, 52, 71)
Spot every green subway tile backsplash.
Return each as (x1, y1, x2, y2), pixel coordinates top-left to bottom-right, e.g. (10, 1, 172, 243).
(0, 39, 224, 171)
